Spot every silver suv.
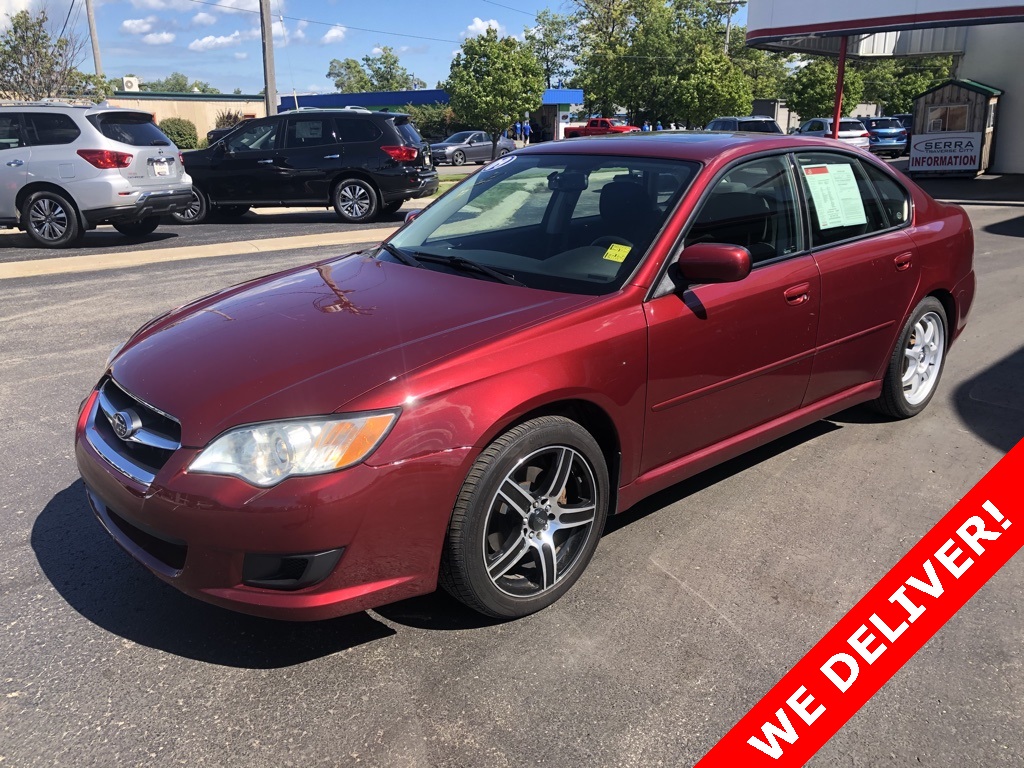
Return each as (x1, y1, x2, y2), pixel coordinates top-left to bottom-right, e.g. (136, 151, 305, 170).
(0, 101, 192, 248)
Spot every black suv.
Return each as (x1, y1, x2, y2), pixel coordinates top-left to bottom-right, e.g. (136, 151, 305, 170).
(174, 108, 438, 224)
(705, 116, 783, 134)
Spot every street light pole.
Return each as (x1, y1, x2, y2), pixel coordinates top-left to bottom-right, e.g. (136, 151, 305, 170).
(259, 0, 277, 116)
(84, 0, 103, 76)
(721, 0, 744, 54)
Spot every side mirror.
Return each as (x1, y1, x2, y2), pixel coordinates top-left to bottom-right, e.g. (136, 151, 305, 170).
(673, 243, 751, 285)
(404, 210, 422, 224)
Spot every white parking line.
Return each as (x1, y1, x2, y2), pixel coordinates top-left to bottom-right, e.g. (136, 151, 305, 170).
(0, 227, 398, 280)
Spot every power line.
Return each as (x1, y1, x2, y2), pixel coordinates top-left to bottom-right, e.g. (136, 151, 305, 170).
(56, 0, 77, 41)
(479, 0, 537, 18)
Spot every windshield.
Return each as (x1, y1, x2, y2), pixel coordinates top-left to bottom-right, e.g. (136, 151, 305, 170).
(608, 119, 628, 126)
(444, 132, 474, 143)
(738, 120, 781, 133)
(386, 154, 699, 295)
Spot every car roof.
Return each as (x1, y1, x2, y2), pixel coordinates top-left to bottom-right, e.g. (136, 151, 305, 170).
(521, 131, 872, 163)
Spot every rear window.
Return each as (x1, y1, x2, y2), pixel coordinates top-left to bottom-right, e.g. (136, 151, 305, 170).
(738, 120, 781, 134)
(393, 118, 423, 145)
(838, 120, 866, 132)
(336, 118, 382, 143)
(867, 118, 902, 130)
(88, 112, 170, 146)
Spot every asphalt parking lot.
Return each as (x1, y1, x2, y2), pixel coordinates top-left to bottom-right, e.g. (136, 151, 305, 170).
(0, 173, 1021, 767)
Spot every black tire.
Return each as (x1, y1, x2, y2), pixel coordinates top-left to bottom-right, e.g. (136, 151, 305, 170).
(440, 416, 609, 618)
(171, 188, 209, 224)
(332, 178, 378, 223)
(215, 205, 251, 219)
(451, 150, 466, 166)
(381, 200, 403, 215)
(499, 149, 510, 157)
(112, 216, 160, 237)
(871, 297, 948, 419)
(21, 190, 82, 248)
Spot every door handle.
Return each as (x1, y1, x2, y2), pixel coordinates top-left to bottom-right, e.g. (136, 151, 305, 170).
(323, 154, 340, 159)
(6, 159, 24, 167)
(783, 283, 811, 305)
(257, 159, 274, 164)
(894, 252, 913, 271)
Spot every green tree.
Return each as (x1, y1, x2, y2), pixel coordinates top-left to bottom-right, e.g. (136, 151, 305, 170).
(729, 32, 792, 100)
(401, 102, 458, 140)
(362, 46, 423, 91)
(677, 46, 753, 126)
(0, 9, 108, 101)
(525, 10, 574, 89)
(158, 117, 198, 149)
(327, 57, 372, 92)
(144, 72, 219, 94)
(856, 56, 952, 114)
(568, 0, 638, 119)
(445, 28, 544, 159)
(785, 57, 865, 120)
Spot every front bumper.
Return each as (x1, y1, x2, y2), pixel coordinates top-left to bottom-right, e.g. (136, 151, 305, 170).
(82, 187, 193, 227)
(75, 394, 470, 621)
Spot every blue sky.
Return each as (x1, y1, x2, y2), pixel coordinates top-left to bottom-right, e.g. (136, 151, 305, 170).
(2, 0, 747, 95)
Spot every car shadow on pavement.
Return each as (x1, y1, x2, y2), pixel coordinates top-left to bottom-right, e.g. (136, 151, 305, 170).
(0, 231, 179, 250)
(983, 214, 1024, 238)
(953, 344, 1024, 453)
(604, 420, 842, 535)
(32, 481, 395, 668)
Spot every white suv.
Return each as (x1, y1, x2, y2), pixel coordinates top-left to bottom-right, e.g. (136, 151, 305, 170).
(0, 102, 192, 248)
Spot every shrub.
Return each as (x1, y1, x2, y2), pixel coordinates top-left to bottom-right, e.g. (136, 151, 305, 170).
(159, 117, 198, 149)
(214, 109, 244, 129)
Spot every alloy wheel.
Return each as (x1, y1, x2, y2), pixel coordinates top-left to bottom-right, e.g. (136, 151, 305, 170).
(337, 183, 371, 219)
(29, 198, 69, 242)
(901, 311, 945, 405)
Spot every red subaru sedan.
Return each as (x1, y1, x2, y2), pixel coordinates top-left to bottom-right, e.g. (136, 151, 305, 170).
(75, 133, 975, 620)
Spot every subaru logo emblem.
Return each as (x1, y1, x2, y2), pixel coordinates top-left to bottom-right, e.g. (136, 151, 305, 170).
(110, 409, 141, 440)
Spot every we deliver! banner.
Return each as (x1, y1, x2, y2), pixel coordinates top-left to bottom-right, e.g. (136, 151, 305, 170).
(696, 440, 1023, 767)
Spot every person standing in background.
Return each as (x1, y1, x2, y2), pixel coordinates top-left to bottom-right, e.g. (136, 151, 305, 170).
(515, 120, 522, 141)
(522, 121, 532, 145)
(655, 121, 663, 131)
(641, 120, 651, 132)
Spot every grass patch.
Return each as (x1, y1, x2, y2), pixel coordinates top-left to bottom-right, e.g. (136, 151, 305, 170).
(426, 173, 470, 198)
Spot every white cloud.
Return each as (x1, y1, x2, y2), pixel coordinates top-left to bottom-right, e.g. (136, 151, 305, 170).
(192, 12, 216, 26)
(462, 17, 503, 38)
(142, 31, 175, 45)
(234, 52, 248, 60)
(188, 31, 243, 51)
(370, 46, 383, 55)
(121, 17, 156, 34)
(321, 25, 346, 44)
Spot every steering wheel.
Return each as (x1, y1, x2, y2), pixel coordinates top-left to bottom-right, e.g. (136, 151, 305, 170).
(590, 235, 633, 249)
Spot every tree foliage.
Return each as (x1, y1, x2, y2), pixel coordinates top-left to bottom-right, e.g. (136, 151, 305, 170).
(729, 32, 792, 101)
(856, 56, 952, 114)
(525, 10, 575, 89)
(158, 117, 198, 149)
(784, 57, 864, 120)
(327, 58, 372, 92)
(0, 9, 107, 101)
(445, 28, 544, 159)
(327, 47, 425, 93)
(214, 109, 244, 129)
(678, 46, 752, 126)
(144, 72, 219, 93)
(401, 102, 459, 140)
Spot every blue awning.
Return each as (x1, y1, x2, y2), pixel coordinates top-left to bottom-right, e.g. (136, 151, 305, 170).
(541, 89, 584, 105)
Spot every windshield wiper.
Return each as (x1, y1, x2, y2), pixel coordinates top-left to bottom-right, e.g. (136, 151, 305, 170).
(412, 253, 525, 287)
(379, 242, 422, 268)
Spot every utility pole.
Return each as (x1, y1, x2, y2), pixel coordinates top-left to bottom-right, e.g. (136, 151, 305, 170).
(721, 0, 745, 55)
(84, 0, 103, 76)
(259, 0, 277, 115)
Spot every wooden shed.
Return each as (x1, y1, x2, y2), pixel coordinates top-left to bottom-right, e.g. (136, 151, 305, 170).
(907, 79, 1001, 177)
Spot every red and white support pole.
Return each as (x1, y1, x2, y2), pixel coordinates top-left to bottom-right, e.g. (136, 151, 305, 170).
(831, 36, 848, 139)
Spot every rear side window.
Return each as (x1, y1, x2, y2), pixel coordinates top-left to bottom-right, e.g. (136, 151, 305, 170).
(795, 152, 888, 247)
(393, 118, 422, 145)
(0, 114, 24, 149)
(25, 112, 81, 145)
(860, 162, 911, 227)
(283, 117, 337, 148)
(337, 119, 382, 143)
(87, 112, 169, 146)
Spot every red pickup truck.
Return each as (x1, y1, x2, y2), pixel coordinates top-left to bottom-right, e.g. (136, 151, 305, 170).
(564, 118, 640, 138)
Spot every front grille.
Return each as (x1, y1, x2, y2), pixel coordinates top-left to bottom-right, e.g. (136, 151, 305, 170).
(105, 501, 188, 572)
(86, 378, 181, 486)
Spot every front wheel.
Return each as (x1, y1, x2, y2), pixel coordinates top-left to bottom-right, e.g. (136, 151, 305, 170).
(872, 297, 947, 418)
(451, 150, 466, 166)
(21, 190, 82, 248)
(440, 416, 609, 618)
(499, 149, 509, 157)
(332, 178, 378, 223)
(171, 188, 209, 224)
(113, 217, 160, 237)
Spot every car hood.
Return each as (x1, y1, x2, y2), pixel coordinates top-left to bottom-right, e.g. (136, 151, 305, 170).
(110, 254, 593, 447)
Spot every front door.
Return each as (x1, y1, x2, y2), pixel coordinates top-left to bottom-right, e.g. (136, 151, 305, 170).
(209, 118, 283, 203)
(642, 154, 819, 472)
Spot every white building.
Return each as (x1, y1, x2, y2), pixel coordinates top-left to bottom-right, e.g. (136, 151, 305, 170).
(746, 2, 1024, 173)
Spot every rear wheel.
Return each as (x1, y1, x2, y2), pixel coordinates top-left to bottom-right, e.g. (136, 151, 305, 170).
(171, 188, 209, 224)
(332, 178, 378, 223)
(872, 297, 947, 419)
(21, 190, 82, 248)
(112, 216, 160, 237)
(440, 416, 609, 618)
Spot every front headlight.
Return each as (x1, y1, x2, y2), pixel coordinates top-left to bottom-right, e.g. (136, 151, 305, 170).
(188, 411, 398, 487)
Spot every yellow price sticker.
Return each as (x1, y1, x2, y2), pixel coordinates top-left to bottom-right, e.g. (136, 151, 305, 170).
(602, 243, 631, 263)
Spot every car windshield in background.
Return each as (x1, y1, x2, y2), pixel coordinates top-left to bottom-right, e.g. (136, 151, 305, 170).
(87, 112, 170, 146)
(444, 132, 474, 143)
(868, 118, 903, 130)
(839, 120, 866, 132)
(738, 121, 781, 133)
(609, 120, 629, 126)
(386, 154, 699, 296)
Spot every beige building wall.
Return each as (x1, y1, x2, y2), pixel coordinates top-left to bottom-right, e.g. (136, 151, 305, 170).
(106, 96, 266, 137)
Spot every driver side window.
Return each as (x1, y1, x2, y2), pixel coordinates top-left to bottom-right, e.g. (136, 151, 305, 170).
(226, 120, 279, 153)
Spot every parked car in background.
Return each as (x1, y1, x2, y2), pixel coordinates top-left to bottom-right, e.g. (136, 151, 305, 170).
(891, 113, 914, 154)
(796, 117, 871, 149)
(206, 118, 252, 145)
(564, 117, 640, 138)
(78, 132, 974, 622)
(863, 116, 909, 157)
(705, 116, 783, 134)
(431, 131, 515, 166)
(0, 102, 191, 248)
(173, 108, 437, 224)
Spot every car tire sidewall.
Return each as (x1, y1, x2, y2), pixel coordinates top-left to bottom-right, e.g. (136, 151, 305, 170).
(171, 188, 208, 225)
(112, 216, 160, 237)
(441, 416, 609, 618)
(452, 150, 466, 166)
(21, 190, 81, 248)
(876, 296, 948, 419)
(332, 178, 378, 223)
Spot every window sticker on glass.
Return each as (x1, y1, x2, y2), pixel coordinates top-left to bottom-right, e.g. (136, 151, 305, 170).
(296, 121, 324, 139)
(802, 164, 867, 230)
(602, 243, 631, 262)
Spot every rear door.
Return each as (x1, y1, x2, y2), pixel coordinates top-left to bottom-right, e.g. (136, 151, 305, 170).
(0, 113, 29, 220)
(795, 151, 920, 404)
(87, 111, 186, 188)
(276, 114, 343, 202)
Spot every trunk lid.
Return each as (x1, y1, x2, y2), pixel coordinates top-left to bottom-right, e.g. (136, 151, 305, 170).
(87, 109, 186, 187)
